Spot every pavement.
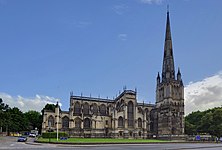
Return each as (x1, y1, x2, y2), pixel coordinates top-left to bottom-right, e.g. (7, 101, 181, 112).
(1, 136, 222, 150)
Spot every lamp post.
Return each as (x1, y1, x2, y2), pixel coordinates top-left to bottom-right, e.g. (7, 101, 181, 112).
(57, 107, 59, 141)
(48, 122, 51, 143)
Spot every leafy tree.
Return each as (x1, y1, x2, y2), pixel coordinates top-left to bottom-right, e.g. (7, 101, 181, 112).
(6, 107, 28, 132)
(24, 110, 42, 131)
(211, 109, 222, 137)
(0, 98, 45, 134)
(185, 121, 196, 135)
(199, 111, 213, 133)
(185, 111, 203, 134)
(0, 98, 10, 133)
(185, 107, 222, 137)
(42, 103, 56, 113)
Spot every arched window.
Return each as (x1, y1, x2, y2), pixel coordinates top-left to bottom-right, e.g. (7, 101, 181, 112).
(74, 102, 81, 115)
(75, 118, 81, 129)
(83, 103, 89, 115)
(138, 118, 142, 128)
(48, 115, 55, 127)
(150, 109, 155, 132)
(118, 116, 124, 127)
(91, 103, 98, 115)
(145, 108, 149, 120)
(84, 118, 91, 128)
(100, 104, 106, 116)
(127, 101, 134, 128)
(62, 116, 69, 128)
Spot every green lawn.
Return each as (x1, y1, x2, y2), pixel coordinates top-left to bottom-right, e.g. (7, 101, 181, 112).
(37, 137, 169, 143)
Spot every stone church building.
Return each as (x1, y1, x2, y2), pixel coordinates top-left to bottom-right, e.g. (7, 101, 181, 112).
(42, 10, 185, 139)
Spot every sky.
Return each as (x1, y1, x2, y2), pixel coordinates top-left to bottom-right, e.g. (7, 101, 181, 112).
(0, 0, 222, 115)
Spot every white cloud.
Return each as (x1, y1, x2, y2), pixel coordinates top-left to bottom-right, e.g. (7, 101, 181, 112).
(118, 33, 128, 41)
(140, 0, 164, 5)
(185, 72, 222, 115)
(113, 4, 129, 15)
(0, 92, 61, 112)
(2, 72, 222, 115)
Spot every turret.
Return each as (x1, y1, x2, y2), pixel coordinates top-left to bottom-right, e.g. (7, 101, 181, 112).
(177, 68, 183, 86)
(55, 101, 60, 118)
(157, 72, 160, 84)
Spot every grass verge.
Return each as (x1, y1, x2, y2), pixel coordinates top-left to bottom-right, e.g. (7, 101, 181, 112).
(37, 137, 170, 144)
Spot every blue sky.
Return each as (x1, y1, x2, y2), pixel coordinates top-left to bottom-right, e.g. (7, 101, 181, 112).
(0, 0, 222, 114)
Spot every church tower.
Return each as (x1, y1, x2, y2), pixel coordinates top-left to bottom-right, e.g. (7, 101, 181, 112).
(155, 9, 184, 138)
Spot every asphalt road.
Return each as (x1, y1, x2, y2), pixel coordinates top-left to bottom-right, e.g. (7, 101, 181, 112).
(1, 136, 222, 150)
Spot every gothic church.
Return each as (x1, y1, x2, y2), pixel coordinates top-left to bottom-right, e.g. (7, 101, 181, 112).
(42, 10, 185, 139)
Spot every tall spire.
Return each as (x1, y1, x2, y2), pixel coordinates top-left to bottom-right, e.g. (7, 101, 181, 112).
(162, 7, 175, 82)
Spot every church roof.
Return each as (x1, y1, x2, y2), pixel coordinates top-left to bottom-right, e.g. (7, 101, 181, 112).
(71, 95, 114, 103)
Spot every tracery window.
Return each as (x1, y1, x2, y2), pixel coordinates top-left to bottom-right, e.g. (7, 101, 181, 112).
(84, 118, 91, 128)
(62, 116, 69, 128)
(91, 103, 98, 115)
(48, 115, 55, 127)
(100, 104, 106, 116)
(83, 102, 89, 115)
(118, 116, 124, 127)
(74, 102, 81, 115)
(138, 118, 142, 128)
(75, 118, 81, 128)
(127, 101, 134, 128)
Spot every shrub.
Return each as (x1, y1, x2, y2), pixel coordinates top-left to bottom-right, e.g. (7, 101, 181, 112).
(42, 132, 68, 138)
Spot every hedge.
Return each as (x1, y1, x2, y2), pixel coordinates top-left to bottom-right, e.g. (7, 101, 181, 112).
(42, 132, 68, 138)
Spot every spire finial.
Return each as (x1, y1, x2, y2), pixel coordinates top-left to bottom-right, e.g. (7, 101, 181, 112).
(178, 67, 181, 75)
(56, 101, 59, 107)
(167, 4, 169, 14)
(162, 3, 175, 82)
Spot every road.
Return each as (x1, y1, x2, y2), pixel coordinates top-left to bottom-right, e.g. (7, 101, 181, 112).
(1, 136, 222, 150)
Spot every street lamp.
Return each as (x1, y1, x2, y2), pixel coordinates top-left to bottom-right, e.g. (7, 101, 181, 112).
(48, 122, 51, 143)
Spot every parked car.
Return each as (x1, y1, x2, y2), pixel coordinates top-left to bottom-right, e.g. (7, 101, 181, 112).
(17, 136, 27, 142)
(29, 133, 36, 137)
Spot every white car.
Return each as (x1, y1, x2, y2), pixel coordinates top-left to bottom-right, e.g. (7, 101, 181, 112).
(29, 133, 36, 137)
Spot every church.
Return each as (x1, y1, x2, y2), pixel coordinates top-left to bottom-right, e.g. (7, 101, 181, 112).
(42, 10, 185, 139)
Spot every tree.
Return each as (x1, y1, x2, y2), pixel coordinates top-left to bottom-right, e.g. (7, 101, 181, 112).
(199, 111, 213, 133)
(185, 107, 222, 137)
(42, 104, 56, 113)
(6, 107, 28, 132)
(0, 98, 10, 133)
(185, 121, 196, 135)
(211, 109, 222, 137)
(185, 111, 203, 134)
(24, 110, 42, 131)
(0, 98, 45, 134)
